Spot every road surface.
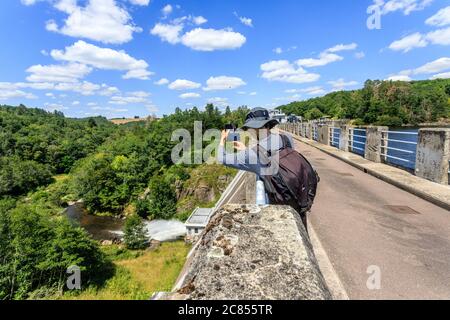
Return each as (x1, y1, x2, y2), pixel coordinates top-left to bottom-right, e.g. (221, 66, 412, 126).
(294, 140, 450, 300)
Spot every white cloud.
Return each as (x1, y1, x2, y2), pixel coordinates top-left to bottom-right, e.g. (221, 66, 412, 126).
(154, 78, 169, 85)
(370, 0, 433, 16)
(234, 12, 253, 27)
(426, 6, 450, 26)
(387, 74, 412, 81)
(151, 23, 184, 44)
(430, 71, 450, 79)
(44, 103, 68, 111)
(207, 97, 229, 107)
(260, 60, 320, 84)
(297, 52, 343, 68)
(286, 86, 326, 95)
(426, 27, 450, 45)
(45, 0, 141, 44)
(109, 91, 151, 105)
(296, 43, 356, 68)
(203, 76, 246, 91)
(249, 92, 257, 96)
(181, 28, 246, 51)
(193, 16, 207, 25)
(51, 40, 152, 80)
(274, 47, 283, 54)
(99, 85, 120, 96)
(168, 79, 201, 90)
(387, 57, 450, 81)
(0, 80, 119, 97)
(26, 63, 92, 83)
(389, 32, 429, 52)
(129, 0, 150, 6)
(21, 0, 39, 5)
(0, 89, 36, 101)
(53, 81, 102, 95)
(414, 57, 450, 74)
(0, 80, 121, 97)
(328, 78, 359, 90)
(180, 92, 201, 99)
(239, 16, 253, 27)
(72, 100, 80, 105)
(325, 43, 358, 53)
(162, 4, 173, 16)
(355, 51, 366, 59)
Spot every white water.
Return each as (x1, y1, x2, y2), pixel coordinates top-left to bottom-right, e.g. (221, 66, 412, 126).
(109, 219, 186, 242)
(144, 220, 186, 242)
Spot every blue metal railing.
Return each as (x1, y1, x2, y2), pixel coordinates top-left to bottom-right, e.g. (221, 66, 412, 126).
(381, 130, 418, 171)
(329, 127, 341, 148)
(348, 128, 366, 156)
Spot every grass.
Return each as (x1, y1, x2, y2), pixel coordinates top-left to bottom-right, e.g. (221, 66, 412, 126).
(60, 241, 191, 300)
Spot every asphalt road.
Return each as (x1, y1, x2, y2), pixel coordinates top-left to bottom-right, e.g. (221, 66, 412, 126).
(295, 140, 450, 300)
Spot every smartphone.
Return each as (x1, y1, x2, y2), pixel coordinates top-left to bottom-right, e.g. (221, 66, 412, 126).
(227, 131, 241, 142)
(224, 124, 236, 130)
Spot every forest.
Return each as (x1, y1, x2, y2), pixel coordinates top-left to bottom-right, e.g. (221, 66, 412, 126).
(278, 79, 450, 126)
(0, 103, 248, 300)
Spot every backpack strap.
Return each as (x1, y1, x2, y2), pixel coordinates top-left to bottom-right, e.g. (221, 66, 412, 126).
(280, 134, 292, 149)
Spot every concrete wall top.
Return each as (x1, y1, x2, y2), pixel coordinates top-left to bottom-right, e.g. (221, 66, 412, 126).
(175, 204, 332, 300)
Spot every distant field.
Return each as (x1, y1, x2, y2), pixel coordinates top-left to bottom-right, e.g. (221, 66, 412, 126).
(109, 118, 147, 125)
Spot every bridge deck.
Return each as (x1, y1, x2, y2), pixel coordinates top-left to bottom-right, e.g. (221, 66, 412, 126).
(295, 140, 450, 300)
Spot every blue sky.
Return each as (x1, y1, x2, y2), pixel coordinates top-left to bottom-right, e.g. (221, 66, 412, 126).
(0, 0, 449, 118)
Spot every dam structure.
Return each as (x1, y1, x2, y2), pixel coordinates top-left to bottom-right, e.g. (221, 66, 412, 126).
(161, 122, 450, 300)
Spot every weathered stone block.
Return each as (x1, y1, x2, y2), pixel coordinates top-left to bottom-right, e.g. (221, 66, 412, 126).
(415, 129, 450, 185)
(177, 205, 332, 300)
(365, 126, 387, 163)
(318, 125, 329, 145)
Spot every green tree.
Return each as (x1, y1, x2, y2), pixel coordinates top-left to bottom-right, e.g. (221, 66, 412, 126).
(123, 215, 148, 250)
(147, 176, 178, 220)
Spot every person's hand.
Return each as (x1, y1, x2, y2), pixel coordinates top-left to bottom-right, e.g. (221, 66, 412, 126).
(233, 141, 246, 152)
(220, 130, 229, 146)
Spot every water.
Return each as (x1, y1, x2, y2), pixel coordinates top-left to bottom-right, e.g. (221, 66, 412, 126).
(64, 202, 186, 242)
(65, 202, 125, 241)
(144, 220, 186, 242)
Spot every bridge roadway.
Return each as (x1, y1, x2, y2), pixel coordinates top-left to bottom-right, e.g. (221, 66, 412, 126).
(294, 140, 450, 300)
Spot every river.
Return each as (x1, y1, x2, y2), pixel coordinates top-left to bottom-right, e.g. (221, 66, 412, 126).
(64, 202, 186, 242)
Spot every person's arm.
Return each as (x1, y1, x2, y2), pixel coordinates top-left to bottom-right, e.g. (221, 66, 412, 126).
(217, 130, 260, 173)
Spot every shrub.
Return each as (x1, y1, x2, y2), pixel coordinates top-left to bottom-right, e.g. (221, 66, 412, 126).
(124, 215, 148, 250)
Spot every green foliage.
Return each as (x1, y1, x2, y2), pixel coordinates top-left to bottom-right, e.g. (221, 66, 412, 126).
(0, 105, 116, 196)
(0, 156, 53, 197)
(279, 78, 450, 125)
(146, 176, 178, 220)
(0, 103, 247, 299)
(123, 215, 148, 250)
(0, 203, 110, 300)
(304, 107, 324, 120)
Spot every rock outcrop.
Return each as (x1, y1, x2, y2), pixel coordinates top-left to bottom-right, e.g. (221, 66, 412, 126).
(177, 204, 332, 300)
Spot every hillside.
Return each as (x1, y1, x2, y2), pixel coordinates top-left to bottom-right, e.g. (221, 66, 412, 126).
(0, 103, 247, 300)
(278, 79, 450, 126)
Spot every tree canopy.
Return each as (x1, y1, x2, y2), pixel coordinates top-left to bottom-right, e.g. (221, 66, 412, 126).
(278, 79, 450, 126)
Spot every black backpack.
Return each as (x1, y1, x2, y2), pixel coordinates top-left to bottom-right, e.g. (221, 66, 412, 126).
(259, 135, 319, 215)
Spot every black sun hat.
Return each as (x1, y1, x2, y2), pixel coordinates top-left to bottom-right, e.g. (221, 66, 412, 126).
(241, 108, 279, 130)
